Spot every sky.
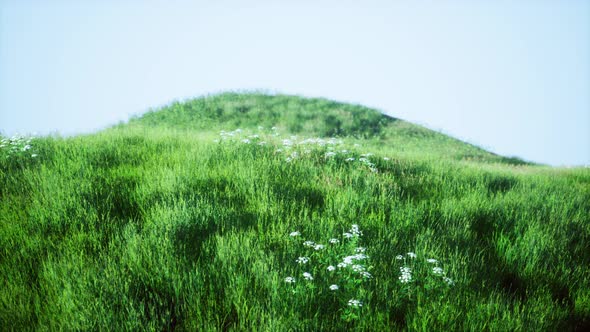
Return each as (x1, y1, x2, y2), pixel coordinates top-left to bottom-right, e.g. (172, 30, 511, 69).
(1, 0, 589, 166)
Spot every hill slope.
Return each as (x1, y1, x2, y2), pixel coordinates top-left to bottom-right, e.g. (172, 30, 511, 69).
(0, 93, 588, 330)
(128, 92, 529, 165)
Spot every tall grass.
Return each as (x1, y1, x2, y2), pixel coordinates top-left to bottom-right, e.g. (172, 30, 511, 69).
(1, 93, 588, 330)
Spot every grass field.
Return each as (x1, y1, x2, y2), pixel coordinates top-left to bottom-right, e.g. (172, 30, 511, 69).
(1, 93, 589, 330)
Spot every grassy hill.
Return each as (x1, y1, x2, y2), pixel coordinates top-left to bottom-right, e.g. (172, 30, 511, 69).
(1, 92, 589, 330)
(129, 93, 529, 165)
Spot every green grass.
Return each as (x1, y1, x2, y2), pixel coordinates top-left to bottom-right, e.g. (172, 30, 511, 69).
(1, 92, 589, 330)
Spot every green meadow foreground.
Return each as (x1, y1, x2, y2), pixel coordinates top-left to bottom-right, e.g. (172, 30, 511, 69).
(1, 93, 589, 330)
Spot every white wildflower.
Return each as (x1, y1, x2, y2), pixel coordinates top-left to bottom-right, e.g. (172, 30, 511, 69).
(352, 264, 365, 272)
(329, 238, 339, 244)
(296, 257, 309, 264)
(285, 276, 296, 283)
(399, 267, 412, 283)
(432, 267, 444, 275)
(350, 224, 362, 236)
(355, 247, 366, 253)
(289, 231, 301, 237)
(345, 157, 355, 162)
(327, 265, 336, 272)
(348, 299, 363, 307)
(395, 255, 404, 260)
(407, 252, 417, 259)
(360, 271, 372, 279)
(427, 258, 438, 264)
(343, 232, 353, 239)
(303, 241, 315, 248)
(313, 244, 325, 251)
(354, 253, 368, 260)
(329, 284, 339, 291)
(302, 272, 313, 281)
(343, 256, 355, 265)
(443, 277, 455, 286)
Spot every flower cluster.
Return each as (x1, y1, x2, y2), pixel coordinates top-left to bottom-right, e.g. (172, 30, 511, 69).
(215, 127, 389, 174)
(396, 252, 455, 287)
(343, 224, 363, 239)
(347, 299, 363, 307)
(284, 224, 372, 320)
(218, 128, 269, 146)
(0, 135, 38, 159)
(399, 267, 412, 283)
(296, 256, 309, 264)
(358, 154, 378, 173)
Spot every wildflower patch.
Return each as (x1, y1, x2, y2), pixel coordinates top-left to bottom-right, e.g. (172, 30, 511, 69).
(0, 135, 38, 159)
(283, 224, 373, 322)
(395, 251, 456, 302)
(215, 127, 386, 174)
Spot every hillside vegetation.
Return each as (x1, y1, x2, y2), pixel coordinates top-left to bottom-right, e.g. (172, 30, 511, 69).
(1, 93, 589, 330)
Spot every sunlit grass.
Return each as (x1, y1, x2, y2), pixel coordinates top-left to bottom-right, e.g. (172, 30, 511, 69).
(0, 93, 588, 330)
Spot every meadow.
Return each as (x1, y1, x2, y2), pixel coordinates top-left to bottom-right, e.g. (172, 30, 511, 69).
(1, 93, 589, 330)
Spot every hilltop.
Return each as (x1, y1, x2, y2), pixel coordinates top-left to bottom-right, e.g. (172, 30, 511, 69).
(127, 92, 529, 165)
(0, 93, 588, 330)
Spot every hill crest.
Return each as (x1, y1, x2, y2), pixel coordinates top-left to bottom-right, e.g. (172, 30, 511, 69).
(128, 92, 529, 165)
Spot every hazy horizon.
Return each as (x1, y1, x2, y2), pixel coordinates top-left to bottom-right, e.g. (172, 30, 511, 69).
(1, 0, 589, 166)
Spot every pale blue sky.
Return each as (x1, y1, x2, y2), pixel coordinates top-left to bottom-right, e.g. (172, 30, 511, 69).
(1, 0, 589, 166)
